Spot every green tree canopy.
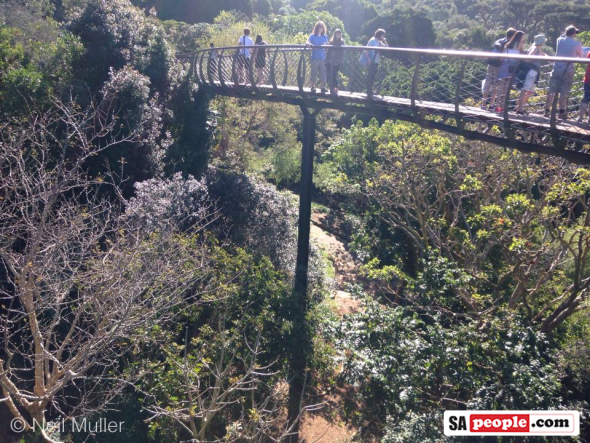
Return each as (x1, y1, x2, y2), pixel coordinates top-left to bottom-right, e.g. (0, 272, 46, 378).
(360, 6, 436, 47)
(130, 0, 254, 23)
(307, 0, 377, 39)
(276, 10, 349, 42)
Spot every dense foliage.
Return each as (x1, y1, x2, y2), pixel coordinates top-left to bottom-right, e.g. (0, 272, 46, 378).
(315, 119, 590, 439)
(334, 298, 566, 440)
(1, 1, 590, 442)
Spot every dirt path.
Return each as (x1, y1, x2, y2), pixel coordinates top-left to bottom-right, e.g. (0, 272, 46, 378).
(300, 411, 357, 443)
(309, 212, 362, 316)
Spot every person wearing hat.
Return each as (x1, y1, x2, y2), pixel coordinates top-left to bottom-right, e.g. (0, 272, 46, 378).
(544, 25, 584, 119)
(516, 34, 547, 115)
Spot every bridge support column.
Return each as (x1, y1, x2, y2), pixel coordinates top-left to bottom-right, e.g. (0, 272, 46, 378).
(288, 105, 320, 442)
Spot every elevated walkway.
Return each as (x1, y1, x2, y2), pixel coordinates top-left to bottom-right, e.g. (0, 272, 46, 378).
(187, 44, 590, 164)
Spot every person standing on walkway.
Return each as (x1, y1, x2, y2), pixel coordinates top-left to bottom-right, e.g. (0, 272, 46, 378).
(208, 42, 219, 81)
(307, 21, 329, 93)
(544, 25, 583, 120)
(496, 30, 525, 113)
(326, 28, 345, 96)
(516, 34, 547, 115)
(362, 28, 387, 99)
(254, 34, 268, 84)
(237, 28, 254, 84)
(482, 28, 516, 110)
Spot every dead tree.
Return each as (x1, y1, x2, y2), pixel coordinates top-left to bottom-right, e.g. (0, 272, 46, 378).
(0, 98, 211, 442)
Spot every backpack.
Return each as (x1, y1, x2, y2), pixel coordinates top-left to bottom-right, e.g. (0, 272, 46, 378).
(487, 38, 506, 66)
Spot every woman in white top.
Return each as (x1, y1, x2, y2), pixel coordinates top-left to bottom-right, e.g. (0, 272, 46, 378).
(237, 28, 254, 83)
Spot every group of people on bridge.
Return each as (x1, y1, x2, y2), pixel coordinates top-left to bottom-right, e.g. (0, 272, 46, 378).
(208, 21, 387, 98)
(207, 22, 590, 123)
(483, 25, 590, 122)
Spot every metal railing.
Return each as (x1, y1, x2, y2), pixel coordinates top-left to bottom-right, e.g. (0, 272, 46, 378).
(186, 44, 590, 162)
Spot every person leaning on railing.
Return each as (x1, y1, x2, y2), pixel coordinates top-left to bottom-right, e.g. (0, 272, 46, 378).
(326, 29, 345, 97)
(482, 27, 516, 111)
(544, 25, 583, 120)
(496, 30, 525, 113)
(360, 28, 388, 99)
(515, 34, 547, 115)
(254, 34, 268, 84)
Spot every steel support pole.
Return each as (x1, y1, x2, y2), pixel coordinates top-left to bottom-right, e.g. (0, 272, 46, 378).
(287, 105, 320, 442)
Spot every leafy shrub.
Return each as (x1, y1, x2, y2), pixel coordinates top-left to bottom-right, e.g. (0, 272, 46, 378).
(127, 168, 330, 302)
(126, 172, 211, 232)
(276, 10, 349, 42)
(335, 297, 568, 441)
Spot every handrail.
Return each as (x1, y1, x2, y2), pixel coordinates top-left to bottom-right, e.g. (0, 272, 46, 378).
(191, 44, 590, 65)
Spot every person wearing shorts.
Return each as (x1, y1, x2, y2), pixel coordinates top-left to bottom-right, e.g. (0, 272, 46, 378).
(516, 34, 547, 115)
(254, 34, 267, 84)
(496, 30, 525, 113)
(482, 28, 516, 110)
(579, 52, 590, 123)
(544, 25, 583, 119)
(237, 29, 254, 84)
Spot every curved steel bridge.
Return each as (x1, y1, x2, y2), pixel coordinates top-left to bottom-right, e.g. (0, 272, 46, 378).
(188, 44, 590, 165)
(184, 44, 590, 442)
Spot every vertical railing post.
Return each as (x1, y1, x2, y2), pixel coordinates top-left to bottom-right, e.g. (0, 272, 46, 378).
(248, 46, 258, 90)
(455, 59, 467, 131)
(503, 70, 516, 145)
(287, 105, 321, 443)
(189, 53, 198, 85)
(218, 49, 227, 89)
(231, 49, 239, 85)
(198, 51, 206, 86)
(282, 50, 289, 86)
(550, 85, 561, 148)
(411, 54, 423, 123)
(270, 47, 279, 92)
(297, 50, 306, 94)
(207, 51, 214, 86)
